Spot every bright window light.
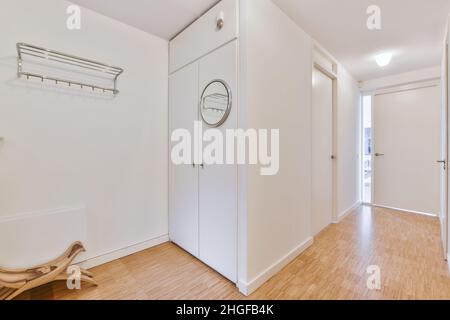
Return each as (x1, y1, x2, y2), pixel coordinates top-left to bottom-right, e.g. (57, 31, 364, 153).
(375, 52, 393, 67)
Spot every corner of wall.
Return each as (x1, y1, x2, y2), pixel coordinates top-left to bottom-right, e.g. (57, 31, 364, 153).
(239, 237, 313, 296)
(334, 201, 361, 224)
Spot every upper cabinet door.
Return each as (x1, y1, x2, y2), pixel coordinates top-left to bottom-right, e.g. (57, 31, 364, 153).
(169, 0, 239, 74)
(169, 63, 199, 257)
(198, 40, 238, 282)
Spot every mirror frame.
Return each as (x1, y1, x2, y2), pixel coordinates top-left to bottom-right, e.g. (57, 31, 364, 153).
(199, 79, 232, 128)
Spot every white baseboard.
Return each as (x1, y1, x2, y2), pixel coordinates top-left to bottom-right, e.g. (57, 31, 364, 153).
(334, 201, 361, 224)
(372, 204, 438, 218)
(78, 234, 169, 269)
(238, 237, 314, 296)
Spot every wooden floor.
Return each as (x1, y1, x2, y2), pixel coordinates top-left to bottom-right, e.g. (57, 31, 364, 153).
(16, 205, 450, 300)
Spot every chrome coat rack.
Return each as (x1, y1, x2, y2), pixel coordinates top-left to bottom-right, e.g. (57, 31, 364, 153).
(17, 43, 124, 95)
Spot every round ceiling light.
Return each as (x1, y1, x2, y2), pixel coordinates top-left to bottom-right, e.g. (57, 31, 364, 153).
(375, 52, 393, 67)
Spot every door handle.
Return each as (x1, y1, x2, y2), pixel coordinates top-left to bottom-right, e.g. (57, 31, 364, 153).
(437, 160, 447, 170)
(375, 153, 385, 157)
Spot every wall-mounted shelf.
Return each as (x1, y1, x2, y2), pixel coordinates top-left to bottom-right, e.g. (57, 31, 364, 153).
(17, 43, 124, 95)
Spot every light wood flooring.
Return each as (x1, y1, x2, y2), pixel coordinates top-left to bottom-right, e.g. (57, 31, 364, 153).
(16, 205, 450, 300)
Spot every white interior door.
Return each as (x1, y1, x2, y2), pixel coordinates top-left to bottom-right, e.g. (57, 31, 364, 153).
(312, 68, 334, 235)
(169, 63, 199, 257)
(443, 35, 449, 258)
(373, 85, 441, 215)
(198, 41, 238, 282)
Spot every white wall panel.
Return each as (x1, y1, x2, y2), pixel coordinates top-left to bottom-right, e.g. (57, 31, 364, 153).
(0, 0, 169, 267)
(170, 0, 238, 73)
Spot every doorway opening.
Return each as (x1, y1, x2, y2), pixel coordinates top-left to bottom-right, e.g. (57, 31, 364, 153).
(362, 95, 373, 204)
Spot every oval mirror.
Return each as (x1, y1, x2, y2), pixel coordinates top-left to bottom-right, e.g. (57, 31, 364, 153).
(200, 80, 232, 127)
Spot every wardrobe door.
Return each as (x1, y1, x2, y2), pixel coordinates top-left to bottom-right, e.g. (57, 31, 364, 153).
(198, 41, 238, 282)
(169, 63, 199, 257)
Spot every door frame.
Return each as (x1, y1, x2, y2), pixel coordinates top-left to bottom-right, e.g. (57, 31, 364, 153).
(312, 52, 338, 224)
(360, 94, 374, 205)
(363, 80, 441, 215)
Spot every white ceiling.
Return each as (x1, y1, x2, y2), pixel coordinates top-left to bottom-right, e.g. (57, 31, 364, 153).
(273, 0, 450, 81)
(70, 0, 219, 40)
(70, 0, 450, 81)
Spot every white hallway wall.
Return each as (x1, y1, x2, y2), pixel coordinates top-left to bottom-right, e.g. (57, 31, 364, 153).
(336, 64, 361, 219)
(240, 0, 361, 293)
(0, 0, 169, 267)
(242, 0, 313, 292)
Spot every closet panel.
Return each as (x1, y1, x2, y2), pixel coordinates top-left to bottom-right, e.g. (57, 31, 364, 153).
(169, 63, 199, 257)
(198, 40, 238, 282)
(169, 0, 239, 73)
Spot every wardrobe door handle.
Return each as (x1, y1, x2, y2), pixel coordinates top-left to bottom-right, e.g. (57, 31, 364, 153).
(216, 11, 225, 30)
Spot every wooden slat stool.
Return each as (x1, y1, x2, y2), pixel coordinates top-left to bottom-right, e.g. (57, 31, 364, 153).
(0, 242, 97, 300)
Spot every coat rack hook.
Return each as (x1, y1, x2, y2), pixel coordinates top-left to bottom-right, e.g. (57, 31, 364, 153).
(16, 43, 123, 96)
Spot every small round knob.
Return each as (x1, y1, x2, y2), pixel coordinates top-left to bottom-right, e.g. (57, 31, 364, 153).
(216, 12, 225, 30)
(217, 18, 224, 30)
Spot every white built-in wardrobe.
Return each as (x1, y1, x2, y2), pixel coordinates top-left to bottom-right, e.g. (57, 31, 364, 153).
(169, 0, 318, 295)
(169, 0, 238, 282)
